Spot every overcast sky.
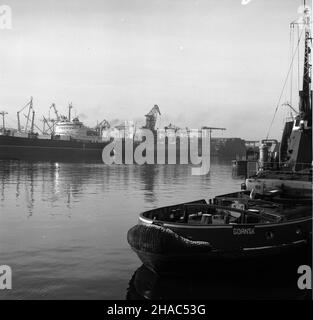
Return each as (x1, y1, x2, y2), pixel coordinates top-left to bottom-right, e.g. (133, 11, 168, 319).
(0, 0, 307, 139)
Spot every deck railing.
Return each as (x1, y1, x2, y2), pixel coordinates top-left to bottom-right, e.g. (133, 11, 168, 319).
(233, 160, 312, 178)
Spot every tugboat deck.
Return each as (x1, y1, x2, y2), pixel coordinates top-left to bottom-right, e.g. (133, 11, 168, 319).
(140, 191, 311, 228)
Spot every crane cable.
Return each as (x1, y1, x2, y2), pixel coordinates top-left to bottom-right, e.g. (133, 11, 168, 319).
(289, 23, 294, 111)
(17, 99, 32, 113)
(266, 25, 305, 139)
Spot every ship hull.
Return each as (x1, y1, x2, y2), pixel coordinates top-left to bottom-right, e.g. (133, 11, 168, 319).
(132, 240, 311, 275)
(128, 195, 312, 274)
(0, 134, 247, 163)
(0, 135, 110, 162)
(130, 216, 312, 275)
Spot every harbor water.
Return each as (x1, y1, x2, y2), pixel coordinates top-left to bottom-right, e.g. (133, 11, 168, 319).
(0, 160, 310, 300)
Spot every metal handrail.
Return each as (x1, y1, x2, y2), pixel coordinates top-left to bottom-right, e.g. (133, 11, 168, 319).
(252, 161, 312, 176)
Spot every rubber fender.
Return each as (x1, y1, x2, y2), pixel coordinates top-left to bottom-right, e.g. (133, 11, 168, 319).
(127, 223, 212, 254)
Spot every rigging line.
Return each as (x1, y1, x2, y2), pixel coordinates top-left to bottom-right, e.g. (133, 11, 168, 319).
(298, 25, 300, 93)
(18, 100, 31, 113)
(286, 26, 292, 105)
(266, 26, 305, 139)
(290, 25, 295, 105)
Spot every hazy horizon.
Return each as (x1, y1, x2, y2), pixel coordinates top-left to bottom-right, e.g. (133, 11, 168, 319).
(0, 0, 307, 140)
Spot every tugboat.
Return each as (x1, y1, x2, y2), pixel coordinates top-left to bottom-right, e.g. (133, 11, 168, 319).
(127, 3, 312, 274)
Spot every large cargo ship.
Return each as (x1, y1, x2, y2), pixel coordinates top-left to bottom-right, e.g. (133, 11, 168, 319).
(0, 100, 248, 162)
(0, 100, 112, 162)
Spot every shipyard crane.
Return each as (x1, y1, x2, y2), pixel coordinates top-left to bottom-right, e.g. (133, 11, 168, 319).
(144, 105, 161, 131)
(95, 119, 110, 133)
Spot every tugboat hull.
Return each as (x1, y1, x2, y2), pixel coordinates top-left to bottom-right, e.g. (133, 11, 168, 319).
(128, 199, 312, 274)
(131, 241, 311, 275)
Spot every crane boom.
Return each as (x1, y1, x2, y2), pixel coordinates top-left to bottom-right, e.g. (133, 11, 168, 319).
(201, 127, 226, 131)
(25, 99, 33, 132)
(49, 103, 60, 121)
(17, 97, 32, 132)
(42, 116, 53, 134)
(22, 113, 43, 134)
(144, 105, 161, 131)
(146, 105, 161, 117)
(95, 119, 110, 129)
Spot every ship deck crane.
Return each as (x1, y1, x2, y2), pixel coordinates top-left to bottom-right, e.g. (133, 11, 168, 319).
(22, 110, 36, 134)
(17, 97, 33, 132)
(21, 113, 45, 135)
(49, 103, 60, 122)
(282, 102, 299, 117)
(42, 116, 54, 134)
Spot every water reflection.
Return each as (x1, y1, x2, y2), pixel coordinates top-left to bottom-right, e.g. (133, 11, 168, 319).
(137, 164, 193, 202)
(138, 165, 158, 202)
(1, 161, 125, 217)
(0, 159, 246, 299)
(127, 252, 312, 300)
(0, 159, 238, 218)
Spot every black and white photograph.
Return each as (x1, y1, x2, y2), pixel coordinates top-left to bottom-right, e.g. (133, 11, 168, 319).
(0, 0, 312, 307)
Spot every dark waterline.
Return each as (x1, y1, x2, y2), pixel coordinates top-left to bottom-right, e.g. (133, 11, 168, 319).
(0, 160, 310, 299)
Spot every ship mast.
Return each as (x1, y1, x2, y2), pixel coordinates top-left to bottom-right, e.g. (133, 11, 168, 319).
(283, 0, 313, 171)
(299, 0, 312, 127)
(0, 111, 8, 133)
(68, 103, 73, 122)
